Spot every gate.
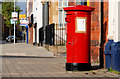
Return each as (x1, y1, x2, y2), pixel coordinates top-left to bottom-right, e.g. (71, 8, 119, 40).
(45, 24, 55, 45)
(39, 24, 55, 46)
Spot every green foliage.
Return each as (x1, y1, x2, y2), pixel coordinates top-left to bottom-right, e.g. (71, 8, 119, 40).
(2, 2, 14, 27)
(109, 67, 113, 72)
(108, 67, 120, 74)
(112, 70, 120, 74)
(2, 2, 21, 27)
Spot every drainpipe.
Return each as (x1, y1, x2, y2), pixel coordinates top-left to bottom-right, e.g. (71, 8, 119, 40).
(43, 2, 49, 30)
(41, 2, 49, 46)
(100, 1, 104, 68)
(43, 2, 49, 45)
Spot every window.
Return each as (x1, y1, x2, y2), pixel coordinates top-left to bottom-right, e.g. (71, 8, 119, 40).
(64, 0, 68, 7)
(75, 0, 87, 5)
(76, 0, 81, 5)
(58, 0, 68, 29)
(59, 0, 63, 7)
(58, 9, 63, 28)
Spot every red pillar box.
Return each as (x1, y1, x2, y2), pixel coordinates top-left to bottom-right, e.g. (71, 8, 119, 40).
(64, 5, 94, 71)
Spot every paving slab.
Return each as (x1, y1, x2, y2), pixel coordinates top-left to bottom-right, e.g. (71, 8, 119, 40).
(1, 43, 54, 57)
(1, 43, 119, 78)
(2, 56, 119, 78)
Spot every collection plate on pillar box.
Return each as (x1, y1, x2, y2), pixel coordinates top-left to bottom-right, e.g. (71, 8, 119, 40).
(75, 17, 87, 33)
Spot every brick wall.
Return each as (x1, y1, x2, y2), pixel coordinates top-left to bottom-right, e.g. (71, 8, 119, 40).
(49, 1, 108, 64)
(103, 1, 108, 67)
(68, 1, 76, 6)
(28, 0, 33, 45)
(28, 26, 33, 45)
(103, 2, 108, 43)
(65, 1, 102, 63)
(90, 1, 108, 64)
(90, 2, 101, 63)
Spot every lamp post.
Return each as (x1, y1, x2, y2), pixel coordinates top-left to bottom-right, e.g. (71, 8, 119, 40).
(14, 0, 15, 44)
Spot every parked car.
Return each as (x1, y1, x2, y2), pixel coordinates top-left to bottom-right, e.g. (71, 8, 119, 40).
(6, 35, 17, 42)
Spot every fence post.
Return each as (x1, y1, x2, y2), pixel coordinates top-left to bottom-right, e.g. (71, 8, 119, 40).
(60, 23, 61, 45)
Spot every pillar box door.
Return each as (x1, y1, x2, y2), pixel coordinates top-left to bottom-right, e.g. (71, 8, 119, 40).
(64, 5, 94, 71)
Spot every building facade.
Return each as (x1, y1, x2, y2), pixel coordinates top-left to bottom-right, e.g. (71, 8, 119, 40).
(26, 0, 109, 67)
(108, 0, 120, 42)
(33, 0, 43, 45)
(26, 0, 43, 45)
(48, 0, 108, 66)
(26, 0, 33, 44)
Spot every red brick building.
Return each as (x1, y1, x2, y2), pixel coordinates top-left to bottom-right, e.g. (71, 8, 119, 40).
(89, 1, 108, 67)
(68, 1, 108, 67)
(51, 1, 109, 67)
(56, 1, 108, 67)
(27, 0, 34, 45)
(26, 0, 109, 67)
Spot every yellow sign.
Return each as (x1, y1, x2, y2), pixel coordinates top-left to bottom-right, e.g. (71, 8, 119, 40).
(87, 0, 90, 6)
(19, 14, 26, 19)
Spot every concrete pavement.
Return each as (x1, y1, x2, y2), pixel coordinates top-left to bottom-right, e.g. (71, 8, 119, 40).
(1, 43, 119, 78)
(2, 56, 119, 78)
(2, 43, 54, 57)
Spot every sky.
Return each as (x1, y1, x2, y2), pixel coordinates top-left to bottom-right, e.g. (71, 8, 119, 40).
(16, 1, 26, 14)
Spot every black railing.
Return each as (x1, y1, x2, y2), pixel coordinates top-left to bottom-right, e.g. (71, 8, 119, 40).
(55, 23, 66, 46)
(39, 23, 66, 46)
(39, 24, 55, 46)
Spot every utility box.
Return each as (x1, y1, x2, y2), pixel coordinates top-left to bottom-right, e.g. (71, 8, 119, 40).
(64, 5, 94, 71)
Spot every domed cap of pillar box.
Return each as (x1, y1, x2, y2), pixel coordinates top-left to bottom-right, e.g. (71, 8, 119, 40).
(64, 5, 94, 12)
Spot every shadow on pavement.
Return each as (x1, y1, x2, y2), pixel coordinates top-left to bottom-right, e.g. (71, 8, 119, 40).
(1, 55, 55, 58)
(91, 65, 101, 70)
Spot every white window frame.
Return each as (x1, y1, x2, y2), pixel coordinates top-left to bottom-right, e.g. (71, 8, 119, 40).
(58, 0, 68, 29)
(75, 0, 81, 5)
(75, 0, 87, 5)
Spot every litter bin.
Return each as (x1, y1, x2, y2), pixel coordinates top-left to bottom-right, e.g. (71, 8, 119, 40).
(104, 40, 113, 69)
(111, 42, 120, 72)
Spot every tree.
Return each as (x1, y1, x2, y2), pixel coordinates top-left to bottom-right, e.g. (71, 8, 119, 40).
(2, 2, 21, 42)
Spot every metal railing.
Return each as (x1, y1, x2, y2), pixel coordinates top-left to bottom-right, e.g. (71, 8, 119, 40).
(55, 23, 66, 46)
(39, 23, 66, 46)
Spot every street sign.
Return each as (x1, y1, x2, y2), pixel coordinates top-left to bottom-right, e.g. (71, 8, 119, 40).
(12, 17, 18, 21)
(12, 12, 18, 18)
(20, 19, 29, 26)
(10, 19, 17, 24)
(19, 14, 26, 19)
(12, 12, 18, 21)
(20, 24, 27, 26)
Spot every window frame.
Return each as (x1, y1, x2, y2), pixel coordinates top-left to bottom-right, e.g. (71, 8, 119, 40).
(58, 0, 68, 29)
